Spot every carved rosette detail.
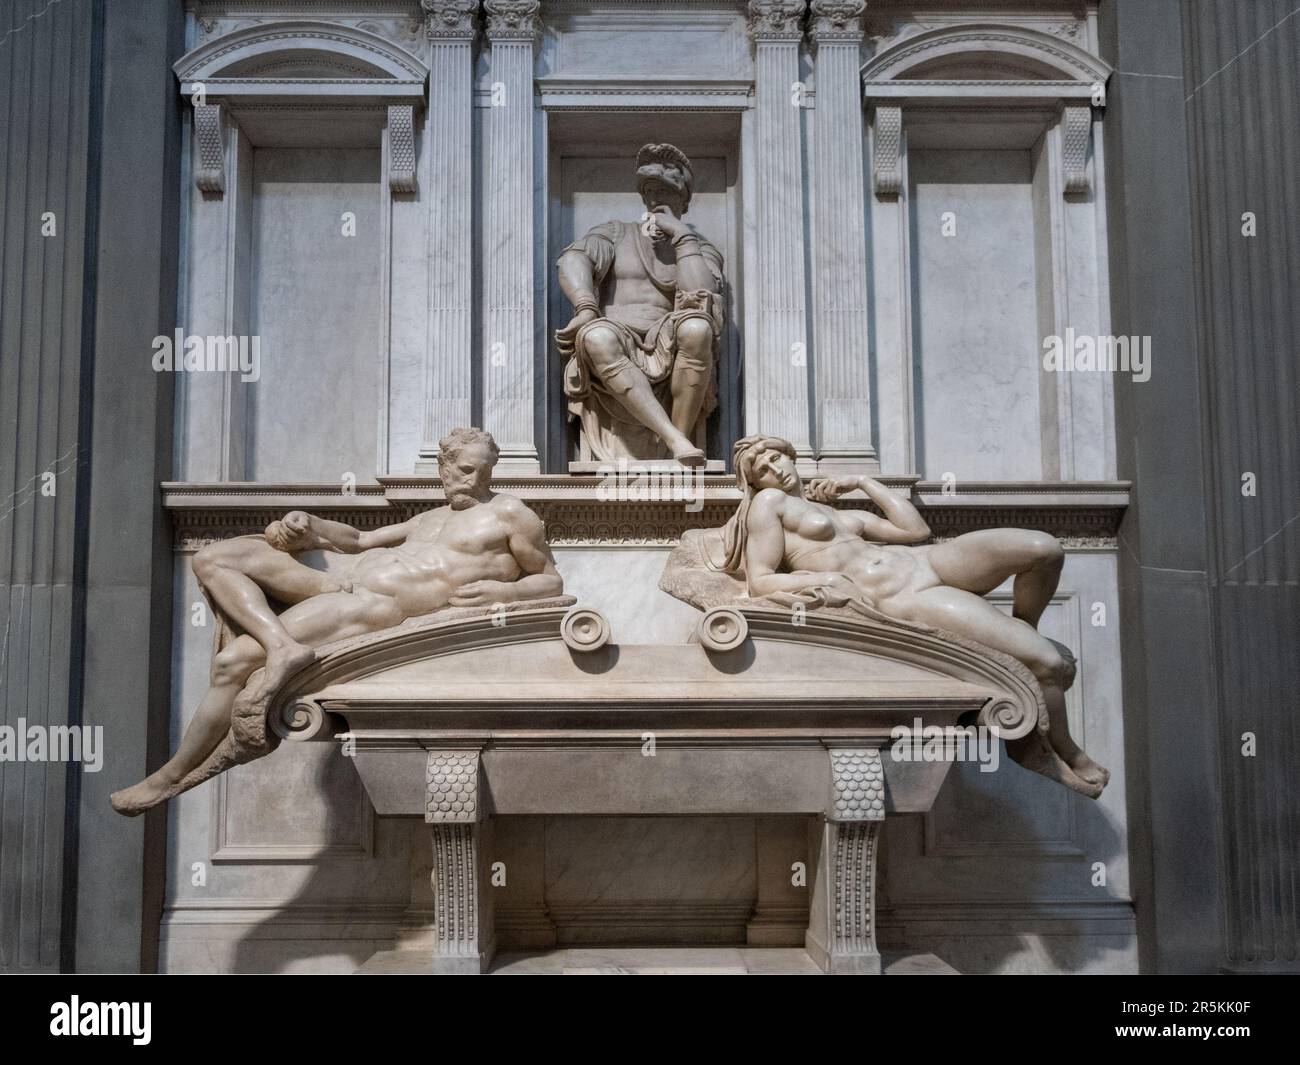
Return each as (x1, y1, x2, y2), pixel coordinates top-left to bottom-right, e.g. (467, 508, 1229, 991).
(483, 0, 539, 42)
(388, 104, 417, 194)
(426, 750, 481, 823)
(810, 0, 865, 43)
(697, 606, 749, 652)
(421, 0, 480, 41)
(872, 105, 902, 198)
(560, 606, 611, 652)
(1062, 104, 1092, 195)
(747, 0, 808, 43)
(829, 747, 885, 821)
(193, 103, 225, 195)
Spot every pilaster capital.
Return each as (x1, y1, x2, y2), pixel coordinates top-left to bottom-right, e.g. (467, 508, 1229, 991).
(483, 0, 541, 42)
(809, 0, 865, 44)
(747, 0, 808, 44)
(421, 0, 480, 41)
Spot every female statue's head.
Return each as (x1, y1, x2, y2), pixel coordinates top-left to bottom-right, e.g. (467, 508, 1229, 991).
(732, 434, 801, 496)
(708, 434, 802, 574)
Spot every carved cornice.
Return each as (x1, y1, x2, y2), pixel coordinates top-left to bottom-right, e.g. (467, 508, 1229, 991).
(809, 0, 864, 44)
(748, 0, 807, 44)
(421, 0, 479, 40)
(483, 0, 539, 41)
(162, 479, 1128, 549)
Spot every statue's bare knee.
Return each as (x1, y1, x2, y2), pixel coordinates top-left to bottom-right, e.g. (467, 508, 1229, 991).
(582, 325, 624, 369)
(675, 317, 714, 359)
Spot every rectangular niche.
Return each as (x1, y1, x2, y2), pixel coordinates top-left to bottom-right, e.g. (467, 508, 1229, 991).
(543, 111, 744, 469)
(246, 146, 382, 482)
(908, 147, 1044, 481)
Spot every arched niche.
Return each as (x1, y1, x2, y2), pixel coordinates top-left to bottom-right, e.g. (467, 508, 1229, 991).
(173, 21, 429, 488)
(861, 21, 1117, 484)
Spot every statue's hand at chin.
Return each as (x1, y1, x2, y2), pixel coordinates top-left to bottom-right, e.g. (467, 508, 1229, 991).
(449, 579, 517, 608)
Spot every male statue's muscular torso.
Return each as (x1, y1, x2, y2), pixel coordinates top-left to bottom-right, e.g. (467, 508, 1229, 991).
(601, 225, 683, 332)
(348, 495, 531, 617)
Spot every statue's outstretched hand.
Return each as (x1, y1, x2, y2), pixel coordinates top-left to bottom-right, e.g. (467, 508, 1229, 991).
(265, 511, 316, 553)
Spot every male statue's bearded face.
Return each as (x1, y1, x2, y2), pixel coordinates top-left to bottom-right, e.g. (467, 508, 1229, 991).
(437, 441, 496, 509)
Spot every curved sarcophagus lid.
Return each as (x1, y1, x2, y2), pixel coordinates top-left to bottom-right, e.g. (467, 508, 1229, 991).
(264, 597, 1045, 746)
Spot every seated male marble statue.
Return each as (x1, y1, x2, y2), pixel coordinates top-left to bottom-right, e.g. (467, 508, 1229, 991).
(111, 427, 563, 815)
(555, 142, 724, 466)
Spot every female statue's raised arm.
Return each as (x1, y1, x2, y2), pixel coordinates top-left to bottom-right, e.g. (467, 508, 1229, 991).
(807, 475, 930, 545)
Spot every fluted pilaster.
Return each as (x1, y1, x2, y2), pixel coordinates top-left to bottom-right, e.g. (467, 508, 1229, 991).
(481, 0, 541, 471)
(417, 1, 479, 469)
(748, 0, 812, 452)
(809, 0, 875, 471)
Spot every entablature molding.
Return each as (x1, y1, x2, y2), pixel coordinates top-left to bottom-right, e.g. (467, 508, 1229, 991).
(161, 478, 1129, 549)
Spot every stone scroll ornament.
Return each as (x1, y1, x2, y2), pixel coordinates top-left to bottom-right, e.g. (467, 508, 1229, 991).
(110, 428, 569, 816)
(554, 143, 726, 467)
(659, 433, 1111, 799)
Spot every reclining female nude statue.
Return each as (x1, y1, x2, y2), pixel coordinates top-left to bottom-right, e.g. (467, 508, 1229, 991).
(689, 434, 1109, 799)
(111, 427, 564, 815)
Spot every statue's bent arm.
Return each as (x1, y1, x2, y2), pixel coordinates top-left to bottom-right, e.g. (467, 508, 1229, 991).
(504, 504, 564, 601)
(556, 248, 602, 309)
(830, 477, 931, 545)
(304, 515, 419, 553)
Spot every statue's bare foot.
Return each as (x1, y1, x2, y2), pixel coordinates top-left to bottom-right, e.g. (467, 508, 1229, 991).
(1008, 733, 1104, 799)
(110, 775, 176, 817)
(253, 641, 317, 701)
(670, 441, 706, 467)
(1062, 744, 1110, 788)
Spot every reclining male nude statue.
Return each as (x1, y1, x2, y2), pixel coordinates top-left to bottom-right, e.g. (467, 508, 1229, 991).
(111, 427, 564, 815)
(695, 434, 1109, 799)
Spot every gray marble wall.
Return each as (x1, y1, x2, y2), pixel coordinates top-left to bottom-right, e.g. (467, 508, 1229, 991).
(1103, 0, 1300, 974)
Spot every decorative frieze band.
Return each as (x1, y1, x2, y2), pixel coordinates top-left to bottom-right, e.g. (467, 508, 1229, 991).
(193, 103, 225, 195)
(388, 104, 417, 194)
(748, 0, 808, 43)
(1062, 104, 1092, 195)
(872, 105, 901, 198)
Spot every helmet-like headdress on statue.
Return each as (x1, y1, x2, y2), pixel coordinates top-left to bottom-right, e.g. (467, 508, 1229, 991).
(635, 142, 695, 212)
